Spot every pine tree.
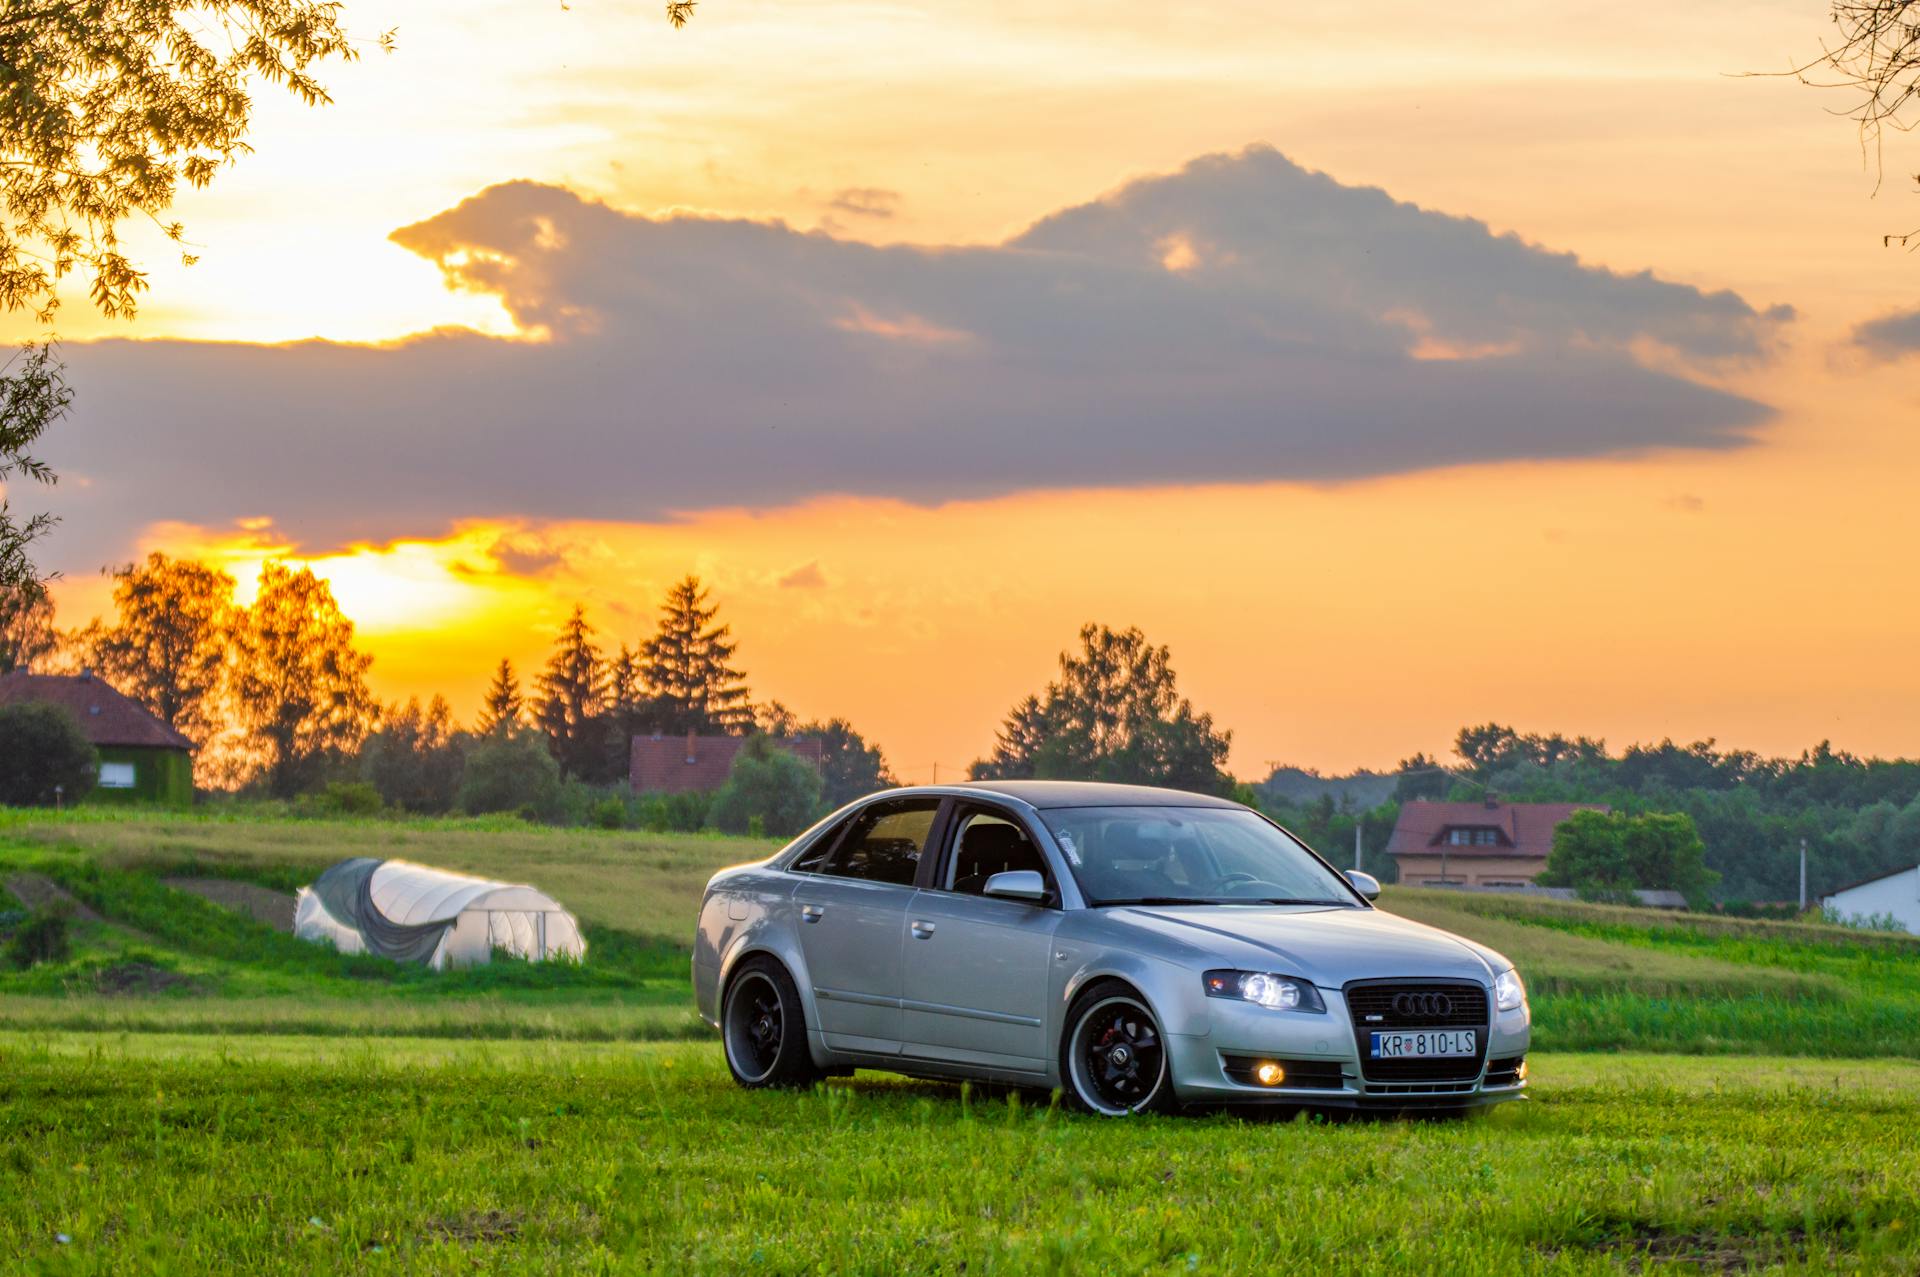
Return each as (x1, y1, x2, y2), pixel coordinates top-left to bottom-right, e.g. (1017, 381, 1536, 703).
(475, 658, 524, 736)
(533, 607, 608, 778)
(639, 576, 753, 734)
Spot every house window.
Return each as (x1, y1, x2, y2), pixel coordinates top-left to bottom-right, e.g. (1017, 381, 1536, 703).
(98, 761, 137, 789)
(1474, 829, 1500, 846)
(1448, 827, 1500, 846)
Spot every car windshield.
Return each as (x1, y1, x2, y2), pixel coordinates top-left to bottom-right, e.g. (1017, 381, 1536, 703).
(1038, 806, 1360, 907)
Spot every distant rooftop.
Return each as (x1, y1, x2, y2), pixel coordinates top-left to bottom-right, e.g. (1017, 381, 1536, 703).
(1386, 799, 1609, 861)
(0, 670, 194, 751)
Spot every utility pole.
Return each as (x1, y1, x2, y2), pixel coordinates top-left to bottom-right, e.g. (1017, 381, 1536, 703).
(931, 762, 938, 785)
(1354, 822, 1363, 871)
(1799, 837, 1808, 912)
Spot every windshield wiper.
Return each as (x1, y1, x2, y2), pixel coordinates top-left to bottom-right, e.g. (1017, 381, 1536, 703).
(1248, 897, 1353, 907)
(1095, 896, 1209, 907)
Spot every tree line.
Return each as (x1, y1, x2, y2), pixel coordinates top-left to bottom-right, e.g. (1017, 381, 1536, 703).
(1258, 722, 1920, 905)
(0, 558, 895, 833)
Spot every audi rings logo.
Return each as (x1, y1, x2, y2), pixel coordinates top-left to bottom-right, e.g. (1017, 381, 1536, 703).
(1392, 991, 1454, 1018)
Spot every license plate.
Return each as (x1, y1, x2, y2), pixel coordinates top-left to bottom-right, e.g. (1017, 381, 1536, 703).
(1369, 1029, 1476, 1059)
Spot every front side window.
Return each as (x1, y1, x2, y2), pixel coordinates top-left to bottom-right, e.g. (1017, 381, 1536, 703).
(943, 807, 1053, 899)
(1040, 806, 1359, 907)
(821, 799, 939, 886)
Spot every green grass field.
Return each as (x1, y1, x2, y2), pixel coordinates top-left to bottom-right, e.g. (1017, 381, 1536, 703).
(4, 807, 1919, 1273)
(3, 1035, 1916, 1274)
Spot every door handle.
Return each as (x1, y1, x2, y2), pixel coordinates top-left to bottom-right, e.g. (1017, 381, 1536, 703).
(910, 920, 936, 939)
(801, 905, 824, 924)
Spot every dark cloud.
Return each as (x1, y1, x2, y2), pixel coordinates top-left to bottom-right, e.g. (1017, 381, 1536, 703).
(42, 145, 1786, 571)
(1851, 307, 1920, 359)
(826, 187, 900, 219)
(779, 561, 827, 589)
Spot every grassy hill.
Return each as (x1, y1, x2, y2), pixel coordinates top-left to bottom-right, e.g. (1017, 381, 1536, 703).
(3, 807, 1917, 1054)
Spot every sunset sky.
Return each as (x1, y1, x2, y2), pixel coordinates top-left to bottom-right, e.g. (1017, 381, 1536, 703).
(20, 0, 1920, 781)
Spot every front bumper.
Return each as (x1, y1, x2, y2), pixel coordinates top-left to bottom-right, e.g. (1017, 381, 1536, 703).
(1163, 984, 1532, 1109)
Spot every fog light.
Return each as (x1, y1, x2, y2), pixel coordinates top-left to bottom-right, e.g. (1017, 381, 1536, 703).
(1255, 1062, 1285, 1086)
(1516, 1060, 1529, 1081)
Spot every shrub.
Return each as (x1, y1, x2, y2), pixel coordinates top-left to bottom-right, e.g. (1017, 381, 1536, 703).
(0, 702, 97, 807)
(591, 797, 627, 830)
(303, 780, 383, 817)
(634, 790, 710, 833)
(1538, 809, 1718, 907)
(4, 901, 73, 969)
(708, 733, 824, 838)
(458, 731, 563, 817)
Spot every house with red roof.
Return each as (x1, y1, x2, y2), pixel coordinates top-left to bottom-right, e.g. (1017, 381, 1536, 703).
(0, 670, 195, 806)
(630, 730, 824, 795)
(1386, 798, 1609, 887)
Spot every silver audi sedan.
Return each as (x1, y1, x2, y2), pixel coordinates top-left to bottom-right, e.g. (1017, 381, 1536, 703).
(692, 781, 1530, 1115)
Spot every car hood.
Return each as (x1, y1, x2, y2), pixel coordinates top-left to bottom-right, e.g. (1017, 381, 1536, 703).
(1097, 904, 1502, 986)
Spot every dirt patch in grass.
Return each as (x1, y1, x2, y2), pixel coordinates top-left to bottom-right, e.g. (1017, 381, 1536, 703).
(162, 878, 297, 932)
(426, 1209, 521, 1245)
(3, 873, 103, 924)
(91, 961, 201, 996)
(1539, 1224, 1810, 1273)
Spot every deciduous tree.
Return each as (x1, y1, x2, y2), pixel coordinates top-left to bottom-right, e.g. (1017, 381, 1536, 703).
(0, 346, 69, 598)
(970, 625, 1232, 794)
(0, 580, 56, 673)
(229, 562, 375, 797)
(86, 552, 235, 745)
(0, 701, 95, 806)
(0, 0, 357, 322)
(361, 695, 466, 813)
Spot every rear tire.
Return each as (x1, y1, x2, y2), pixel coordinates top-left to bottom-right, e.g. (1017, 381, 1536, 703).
(1060, 979, 1174, 1116)
(721, 956, 822, 1090)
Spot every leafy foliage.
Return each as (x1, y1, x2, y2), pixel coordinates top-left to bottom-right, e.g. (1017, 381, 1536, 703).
(706, 732, 823, 837)
(639, 576, 753, 735)
(1537, 809, 1719, 906)
(229, 562, 375, 798)
(971, 624, 1231, 794)
(3, 898, 70, 968)
(0, 578, 55, 673)
(457, 729, 563, 818)
(360, 696, 466, 813)
(0, 345, 69, 597)
(798, 716, 895, 809)
(0, 700, 94, 805)
(83, 552, 235, 744)
(0, 0, 356, 321)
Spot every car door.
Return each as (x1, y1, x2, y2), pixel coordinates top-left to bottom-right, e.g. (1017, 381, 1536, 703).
(900, 802, 1063, 1073)
(789, 796, 943, 1056)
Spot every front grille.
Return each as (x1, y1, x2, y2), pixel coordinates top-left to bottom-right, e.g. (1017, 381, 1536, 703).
(1345, 979, 1490, 1082)
(1484, 1055, 1526, 1087)
(1219, 1055, 1346, 1090)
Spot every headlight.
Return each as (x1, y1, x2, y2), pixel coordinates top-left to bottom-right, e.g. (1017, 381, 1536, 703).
(1494, 968, 1526, 1013)
(1203, 969, 1326, 1013)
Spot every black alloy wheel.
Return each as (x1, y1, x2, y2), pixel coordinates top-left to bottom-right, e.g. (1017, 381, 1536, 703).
(1064, 983, 1171, 1115)
(721, 957, 820, 1089)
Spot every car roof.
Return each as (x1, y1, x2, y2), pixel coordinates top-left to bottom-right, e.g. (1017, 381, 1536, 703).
(941, 780, 1244, 811)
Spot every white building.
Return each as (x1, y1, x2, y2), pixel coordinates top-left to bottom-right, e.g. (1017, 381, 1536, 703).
(1821, 864, 1920, 935)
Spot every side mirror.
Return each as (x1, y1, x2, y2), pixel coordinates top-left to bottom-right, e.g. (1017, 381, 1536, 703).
(983, 870, 1048, 903)
(1345, 870, 1381, 902)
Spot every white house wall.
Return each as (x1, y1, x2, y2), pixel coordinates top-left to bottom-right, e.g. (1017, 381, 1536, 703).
(1824, 866, 1920, 935)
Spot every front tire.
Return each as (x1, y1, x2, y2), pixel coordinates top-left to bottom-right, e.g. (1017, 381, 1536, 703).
(721, 956, 822, 1090)
(1060, 980, 1173, 1116)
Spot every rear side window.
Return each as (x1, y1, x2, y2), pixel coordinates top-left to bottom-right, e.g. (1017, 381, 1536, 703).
(822, 799, 940, 886)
